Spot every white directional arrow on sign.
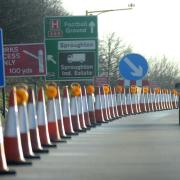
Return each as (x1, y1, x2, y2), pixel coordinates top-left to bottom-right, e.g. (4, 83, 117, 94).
(89, 21, 96, 34)
(124, 57, 143, 77)
(47, 55, 56, 64)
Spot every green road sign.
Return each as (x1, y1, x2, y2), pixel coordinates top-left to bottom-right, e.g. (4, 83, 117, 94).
(44, 16, 98, 81)
(45, 16, 97, 39)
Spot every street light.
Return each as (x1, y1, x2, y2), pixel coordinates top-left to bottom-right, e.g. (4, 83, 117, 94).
(85, 3, 135, 84)
(86, 3, 135, 16)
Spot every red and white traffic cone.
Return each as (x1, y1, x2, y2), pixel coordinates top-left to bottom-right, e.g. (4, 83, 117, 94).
(47, 98, 66, 143)
(112, 87, 120, 118)
(108, 87, 116, 119)
(100, 86, 109, 122)
(82, 86, 92, 127)
(167, 89, 173, 109)
(151, 88, 157, 111)
(86, 85, 97, 126)
(0, 115, 16, 175)
(126, 88, 134, 115)
(149, 88, 154, 112)
(154, 88, 161, 111)
(139, 88, 146, 113)
(17, 88, 40, 160)
(55, 86, 71, 139)
(4, 87, 32, 165)
(37, 87, 56, 148)
(121, 87, 128, 115)
(46, 83, 66, 143)
(70, 94, 85, 132)
(95, 87, 106, 123)
(115, 85, 124, 117)
(62, 86, 78, 135)
(28, 88, 49, 153)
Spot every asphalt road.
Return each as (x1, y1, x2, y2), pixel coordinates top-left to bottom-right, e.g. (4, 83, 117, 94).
(2, 109, 180, 180)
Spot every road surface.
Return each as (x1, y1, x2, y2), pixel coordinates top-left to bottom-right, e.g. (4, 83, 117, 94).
(2, 109, 180, 180)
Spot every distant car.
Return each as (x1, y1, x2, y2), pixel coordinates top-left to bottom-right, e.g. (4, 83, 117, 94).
(67, 54, 86, 63)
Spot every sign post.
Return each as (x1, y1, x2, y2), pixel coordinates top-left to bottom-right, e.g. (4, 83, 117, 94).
(44, 16, 98, 81)
(0, 29, 5, 87)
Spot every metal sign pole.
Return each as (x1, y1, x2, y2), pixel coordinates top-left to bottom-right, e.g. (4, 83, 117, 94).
(2, 87, 6, 118)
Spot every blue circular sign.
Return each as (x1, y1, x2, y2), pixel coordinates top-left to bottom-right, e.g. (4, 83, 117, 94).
(119, 53, 148, 80)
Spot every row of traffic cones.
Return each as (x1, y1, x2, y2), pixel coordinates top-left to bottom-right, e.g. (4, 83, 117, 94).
(0, 83, 179, 175)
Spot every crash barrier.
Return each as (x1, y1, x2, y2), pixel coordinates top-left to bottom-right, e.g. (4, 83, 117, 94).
(0, 82, 179, 175)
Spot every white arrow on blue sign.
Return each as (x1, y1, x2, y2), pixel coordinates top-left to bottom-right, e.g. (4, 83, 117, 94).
(119, 53, 148, 81)
(0, 28, 5, 87)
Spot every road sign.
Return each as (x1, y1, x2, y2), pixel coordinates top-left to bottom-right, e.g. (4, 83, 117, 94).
(45, 16, 98, 81)
(4, 43, 46, 77)
(45, 16, 97, 39)
(94, 76, 108, 86)
(119, 53, 148, 81)
(0, 29, 5, 87)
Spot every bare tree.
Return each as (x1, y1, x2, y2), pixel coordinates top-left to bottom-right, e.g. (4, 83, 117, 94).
(147, 56, 180, 88)
(99, 32, 132, 84)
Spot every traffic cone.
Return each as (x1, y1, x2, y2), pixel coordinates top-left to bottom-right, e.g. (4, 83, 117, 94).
(154, 88, 161, 111)
(45, 83, 66, 143)
(28, 88, 49, 153)
(167, 89, 173, 109)
(17, 88, 40, 159)
(121, 87, 128, 115)
(82, 86, 92, 127)
(37, 87, 56, 148)
(151, 88, 157, 111)
(109, 87, 116, 119)
(55, 86, 71, 139)
(0, 115, 16, 175)
(149, 88, 154, 112)
(95, 87, 105, 123)
(104, 87, 112, 120)
(139, 88, 146, 113)
(112, 87, 119, 118)
(126, 88, 134, 115)
(100, 86, 109, 122)
(143, 87, 150, 112)
(115, 85, 124, 117)
(47, 98, 66, 143)
(70, 84, 85, 132)
(4, 87, 32, 165)
(77, 89, 89, 130)
(131, 86, 139, 114)
(86, 85, 98, 126)
(62, 86, 78, 135)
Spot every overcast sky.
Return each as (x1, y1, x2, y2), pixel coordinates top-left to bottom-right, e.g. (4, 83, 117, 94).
(62, 0, 180, 64)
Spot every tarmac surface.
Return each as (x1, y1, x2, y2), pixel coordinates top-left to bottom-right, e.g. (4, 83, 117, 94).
(1, 109, 180, 180)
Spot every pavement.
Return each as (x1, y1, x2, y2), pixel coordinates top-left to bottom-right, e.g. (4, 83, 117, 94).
(1, 109, 180, 180)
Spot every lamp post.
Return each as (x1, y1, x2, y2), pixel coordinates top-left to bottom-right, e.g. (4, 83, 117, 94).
(86, 3, 135, 16)
(86, 3, 135, 84)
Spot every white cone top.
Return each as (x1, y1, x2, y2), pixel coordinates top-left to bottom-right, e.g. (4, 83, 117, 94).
(70, 97, 78, 116)
(101, 94, 106, 109)
(55, 98, 63, 120)
(18, 104, 30, 133)
(82, 95, 88, 113)
(27, 102, 38, 129)
(95, 94, 101, 110)
(37, 100, 48, 126)
(121, 94, 127, 105)
(62, 97, 71, 117)
(116, 93, 122, 106)
(47, 99, 57, 122)
(131, 94, 136, 104)
(87, 95, 95, 111)
(4, 106, 19, 137)
(126, 93, 132, 105)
